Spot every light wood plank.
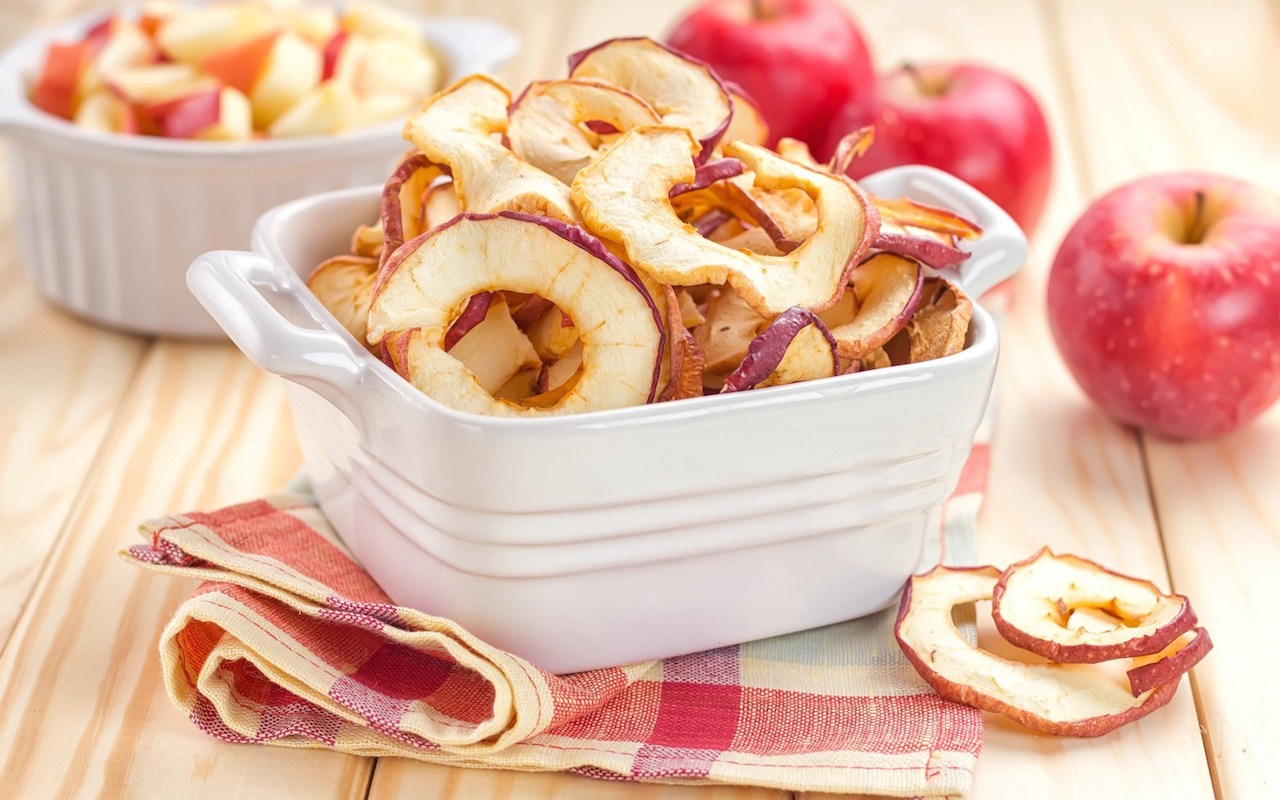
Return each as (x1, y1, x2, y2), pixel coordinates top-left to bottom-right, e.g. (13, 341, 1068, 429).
(806, 1, 1215, 798)
(1052, 1, 1280, 796)
(0, 343, 371, 798)
(0, 0, 150, 651)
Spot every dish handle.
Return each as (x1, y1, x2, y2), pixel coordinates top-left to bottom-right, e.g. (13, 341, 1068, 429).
(857, 164, 1029, 298)
(187, 250, 368, 424)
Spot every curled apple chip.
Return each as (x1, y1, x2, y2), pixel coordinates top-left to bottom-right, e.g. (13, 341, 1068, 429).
(693, 286, 770, 377)
(367, 212, 664, 417)
(722, 308, 839, 393)
(826, 126, 875, 175)
(380, 153, 448, 255)
(992, 549, 1200, 663)
(568, 37, 732, 159)
(444, 297, 542, 394)
(658, 285, 705, 401)
(525, 301, 579, 362)
(874, 196, 983, 242)
(723, 82, 768, 146)
(350, 221, 385, 259)
(883, 277, 973, 365)
(423, 179, 461, 229)
(669, 158, 746, 197)
(573, 126, 874, 317)
(897, 565, 1207, 737)
(403, 75, 577, 222)
(307, 254, 378, 353)
(775, 137, 823, 171)
(507, 79, 661, 185)
(828, 253, 924, 360)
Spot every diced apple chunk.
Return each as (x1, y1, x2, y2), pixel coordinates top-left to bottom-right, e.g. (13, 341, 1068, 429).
(155, 4, 279, 64)
(248, 32, 321, 128)
(269, 83, 359, 137)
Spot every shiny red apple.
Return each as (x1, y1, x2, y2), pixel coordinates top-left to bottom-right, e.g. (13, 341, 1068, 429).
(1048, 173, 1280, 439)
(667, 0, 874, 150)
(824, 63, 1052, 236)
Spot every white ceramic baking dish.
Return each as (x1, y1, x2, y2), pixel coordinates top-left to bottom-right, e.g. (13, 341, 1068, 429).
(188, 165, 1026, 673)
(0, 6, 517, 337)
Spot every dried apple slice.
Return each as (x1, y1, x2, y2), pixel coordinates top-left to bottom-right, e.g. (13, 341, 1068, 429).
(526, 302, 578, 362)
(874, 196, 983, 242)
(896, 565, 1204, 737)
(991, 549, 1200, 663)
(573, 127, 874, 317)
(380, 153, 447, 255)
(367, 212, 664, 417)
(884, 277, 973, 364)
(403, 76, 577, 222)
(669, 158, 745, 197)
(873, 228, 970, 270)
(423, 179, 462, 229)
(568, 37, 732, 159)
(775, 137, 822, 170)
(443, 292, 493, 350)
(693, 286, 770, 376)
(507, 79, 661, 184)
(307, 254, 377, 353)
(722, 308, 839, 393)
(723, 82, 768, 146)
(350, 221, 384, 259)
(828, 253, 924, 360)
(658, 285, 705, 401)
(826, 126, 875, 174)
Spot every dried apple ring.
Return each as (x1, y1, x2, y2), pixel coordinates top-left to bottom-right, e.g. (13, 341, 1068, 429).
(367, 212, 665, 417)
(572, 126, 875, 317)
(568, 37, 732, 159)
(307, 254, 378, 353)
(991, 549, 1199, 663)
(403, 75, 578, 222)
(380, 153, 448, 256)
(828, 253, 925, 360)
(722, 82, 769, 146)
(896, 565, 1210, 737)
(507, 79, 661, 185)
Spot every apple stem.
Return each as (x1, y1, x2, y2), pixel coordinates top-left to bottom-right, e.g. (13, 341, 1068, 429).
(1188, 190, 1207, 244)
(751, 0, 767, 20)
(901, 62, 942, 96)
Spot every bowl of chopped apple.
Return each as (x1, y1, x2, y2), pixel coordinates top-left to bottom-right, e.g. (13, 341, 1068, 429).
(0, 0, 518, 336)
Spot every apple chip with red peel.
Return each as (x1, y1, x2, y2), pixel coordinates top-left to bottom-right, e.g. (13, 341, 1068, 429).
(827, 126, 875, 175)
(423, 179, 461, 229)
(873, 229, 971, 270)
(1127, 628, 1213, 697)
(817, 290, 858, 329)
(886, 277, 973, 364)
(722, 82, 769, 146)
(829, 253, 925, 360)
(873, 196, 983, 242)
(367, 212, 664, 417)
(896, 565, 1192, 738)
(507, 79, 661, 185)
(403, 76, 578, 223)
(445, 297, 542, 394)
(775, 137, 823, 170)
(380, 153, 447, 255)
(573, 127, 874, 317)
(568, 37, 732, 160)
(526, 302, 579, 362)
(669, 158, 746, 198)
(722, 308, 839, 393)
(443, 292, 493, 351)
(657, 284, 705, 401)
(307, 254, 378, 353)
(991, 549, 1200, 664)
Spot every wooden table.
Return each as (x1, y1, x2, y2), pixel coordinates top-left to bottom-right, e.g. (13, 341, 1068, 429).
(1, 0, 1276, 797)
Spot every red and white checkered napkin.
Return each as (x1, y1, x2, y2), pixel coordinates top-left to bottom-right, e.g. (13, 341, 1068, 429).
(121, 431, 991, 797)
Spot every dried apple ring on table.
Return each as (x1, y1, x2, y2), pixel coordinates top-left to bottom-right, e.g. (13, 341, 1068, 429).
(991, 549, 1199, 663)
(403, 76, 577, 222)
(568, 37, 732, 159)
(896, 565, 1212, 737)
(572, 126, 875, 317)
(367, 212, 665, 417)
(507, 79, 661, 185)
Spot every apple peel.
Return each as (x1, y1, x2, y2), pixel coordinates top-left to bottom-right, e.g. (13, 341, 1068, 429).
(722, 307, 839, 393)
(829, 253, 924, 360)
(896, 565, 1198, 737)
(991, 548, 1199, 663)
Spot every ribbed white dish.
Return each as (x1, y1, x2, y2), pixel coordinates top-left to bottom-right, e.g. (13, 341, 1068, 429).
(188, 165, 1027, 672)
(0, 8, 518, 337)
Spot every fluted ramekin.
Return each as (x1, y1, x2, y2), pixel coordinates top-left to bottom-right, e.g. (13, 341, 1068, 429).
(0, 8, 517, 337)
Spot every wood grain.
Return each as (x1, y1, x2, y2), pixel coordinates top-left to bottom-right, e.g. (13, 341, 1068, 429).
(0, 0, 148, 652)
(0, 344, 370, 799)
(1051, 1, 1280, 796)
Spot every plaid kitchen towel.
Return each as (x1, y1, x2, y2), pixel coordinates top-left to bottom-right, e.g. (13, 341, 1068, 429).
(121, 366, 1002, 796)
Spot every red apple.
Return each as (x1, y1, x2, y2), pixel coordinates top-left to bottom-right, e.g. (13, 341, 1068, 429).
(666, 0, 874, 150)
(1047, 173, 1280, 439)
(824, 63, 1052, 236)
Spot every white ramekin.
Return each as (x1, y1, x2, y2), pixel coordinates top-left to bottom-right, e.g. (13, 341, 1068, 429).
(188, 165, 1027, 672)
(0, 8, 518, 337)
